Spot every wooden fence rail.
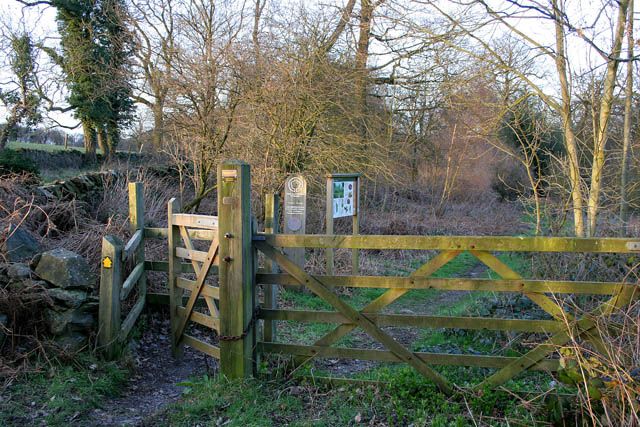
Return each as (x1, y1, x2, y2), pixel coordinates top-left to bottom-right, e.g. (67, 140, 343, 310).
(261, 233, 640, 253)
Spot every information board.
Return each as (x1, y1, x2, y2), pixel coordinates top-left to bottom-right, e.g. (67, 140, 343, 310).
(332, 180, 355, 218)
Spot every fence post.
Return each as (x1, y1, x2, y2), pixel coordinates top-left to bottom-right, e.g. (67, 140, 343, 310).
(218, 160, 255, 378)
(263, 193, 280, 342)
(98, 235, 123, 359)
(326, 176, 334, 275)
(128, 182, 146, 303)
(167, 198, 183, 358)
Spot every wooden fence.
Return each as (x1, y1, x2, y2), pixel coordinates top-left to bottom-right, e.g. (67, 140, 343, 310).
(98, 183, 147, 358)
(254, 235, 638, 394)
(99, 161, 639, 394)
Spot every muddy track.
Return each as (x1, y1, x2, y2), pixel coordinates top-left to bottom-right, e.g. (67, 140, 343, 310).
(88, 316, 218, 426)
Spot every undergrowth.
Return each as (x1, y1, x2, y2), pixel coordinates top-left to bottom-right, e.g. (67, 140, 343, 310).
(158, 371, 565, 426)
(0, 352, 129, 426)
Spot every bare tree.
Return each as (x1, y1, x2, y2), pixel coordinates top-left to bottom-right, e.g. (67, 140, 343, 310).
(405, 0, 633, 236)
(163, 0, 245, 211)
(129, 0, 178, 149)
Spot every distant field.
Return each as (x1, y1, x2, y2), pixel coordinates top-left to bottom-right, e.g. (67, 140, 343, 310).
(7, 141, 90, 153)
(7, 141, 138, 155)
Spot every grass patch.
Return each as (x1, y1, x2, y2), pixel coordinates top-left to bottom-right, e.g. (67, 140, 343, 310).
(159, 372, 554, 426)
(7, 141, 89, 153)
(0, 353, 128, 426)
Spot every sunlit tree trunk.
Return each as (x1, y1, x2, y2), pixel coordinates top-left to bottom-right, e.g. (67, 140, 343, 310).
(587, 0, 629, 235)
(552, 0, 585, 237)
(355, 0, 373, 140)
(620, 0, 634, 231)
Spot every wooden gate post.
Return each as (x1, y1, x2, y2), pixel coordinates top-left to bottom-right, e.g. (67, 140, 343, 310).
(218, 160, 255, 378)
(128, 182, 146, 309)
(263, 193, 280, 342)
(98, 235, 123, 359)
(167, 198, 184, 357)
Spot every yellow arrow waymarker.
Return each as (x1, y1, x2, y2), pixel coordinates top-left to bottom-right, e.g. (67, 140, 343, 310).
(103, 256, 113, 269)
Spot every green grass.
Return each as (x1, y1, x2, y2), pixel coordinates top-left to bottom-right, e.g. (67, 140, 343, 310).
(7, 141, 90, 153)
(8, 140, 138, 155)
(277, 251, 483, 345)
(0, 353, 128, 426)
(158, 372, 555, 426)
(277, 250, 535, 351)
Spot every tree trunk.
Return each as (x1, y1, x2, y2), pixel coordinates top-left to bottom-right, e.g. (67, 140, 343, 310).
(83, 121, 97, 163)
(96, 125, 110, 161)
(620, 0, 634, 231)
(587, 0, 629, 236)
(0, 113, 19, 152)
(106, 122, 119, 159)
(152, 102, 165, 148)
(355, 0, 373, 141)
(552, 0, 585, 237)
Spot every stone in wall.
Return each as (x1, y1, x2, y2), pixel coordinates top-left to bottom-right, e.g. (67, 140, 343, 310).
(34, 248, 96, 290)
(1, 224, 41, 262)
(0, 248, 98, 353)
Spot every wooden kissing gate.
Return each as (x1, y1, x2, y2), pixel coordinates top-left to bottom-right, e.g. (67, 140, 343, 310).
(99, 160, 639, 394)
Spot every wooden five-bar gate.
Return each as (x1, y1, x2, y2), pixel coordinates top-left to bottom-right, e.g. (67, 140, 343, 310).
(99, 161, 639, 394)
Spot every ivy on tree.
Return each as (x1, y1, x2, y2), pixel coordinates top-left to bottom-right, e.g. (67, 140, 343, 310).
(49, 0, 134, 160)
(0, 33, 42, 150)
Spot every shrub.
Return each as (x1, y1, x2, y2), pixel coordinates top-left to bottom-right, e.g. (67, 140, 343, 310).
(0, 150, 40, 177)
(491, 159, 529, 201)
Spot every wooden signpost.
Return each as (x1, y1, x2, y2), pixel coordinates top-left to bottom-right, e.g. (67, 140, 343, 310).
(283, 175, 307, 269)
(326, 173, 361, 275)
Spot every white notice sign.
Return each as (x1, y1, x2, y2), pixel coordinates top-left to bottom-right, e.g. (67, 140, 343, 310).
(332, 181, 355, 218)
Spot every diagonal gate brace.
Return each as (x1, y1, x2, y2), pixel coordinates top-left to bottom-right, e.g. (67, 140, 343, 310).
(294, 250, 462, 367)
(256, 241, 454, 395)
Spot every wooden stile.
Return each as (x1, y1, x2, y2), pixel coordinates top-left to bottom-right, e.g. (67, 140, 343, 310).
(145, 227, 216, 241)
(98, 182, 148, 360)
(172, 213, 219, 229)
(167, 198, 184, 357)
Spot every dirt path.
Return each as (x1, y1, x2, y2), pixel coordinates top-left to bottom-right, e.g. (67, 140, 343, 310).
(88, 315, 218, 426)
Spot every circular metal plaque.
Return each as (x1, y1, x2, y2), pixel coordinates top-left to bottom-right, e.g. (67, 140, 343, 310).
(287, 217, 302, 231)
(287, 176, 305, 194)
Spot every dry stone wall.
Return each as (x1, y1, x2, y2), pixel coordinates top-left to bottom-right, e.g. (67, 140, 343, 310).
(0, 248, 98, 352)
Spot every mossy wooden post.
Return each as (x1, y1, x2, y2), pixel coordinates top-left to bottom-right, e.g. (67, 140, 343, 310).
(263, 193, 280, 342)
(325, 176, 334, 275)
(99, 235, 123, 359)
(167, 198, 184, 357)
(128, 182, 146, 304)
(218, 161, 255, 378)
(352, 177, 360, 275)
